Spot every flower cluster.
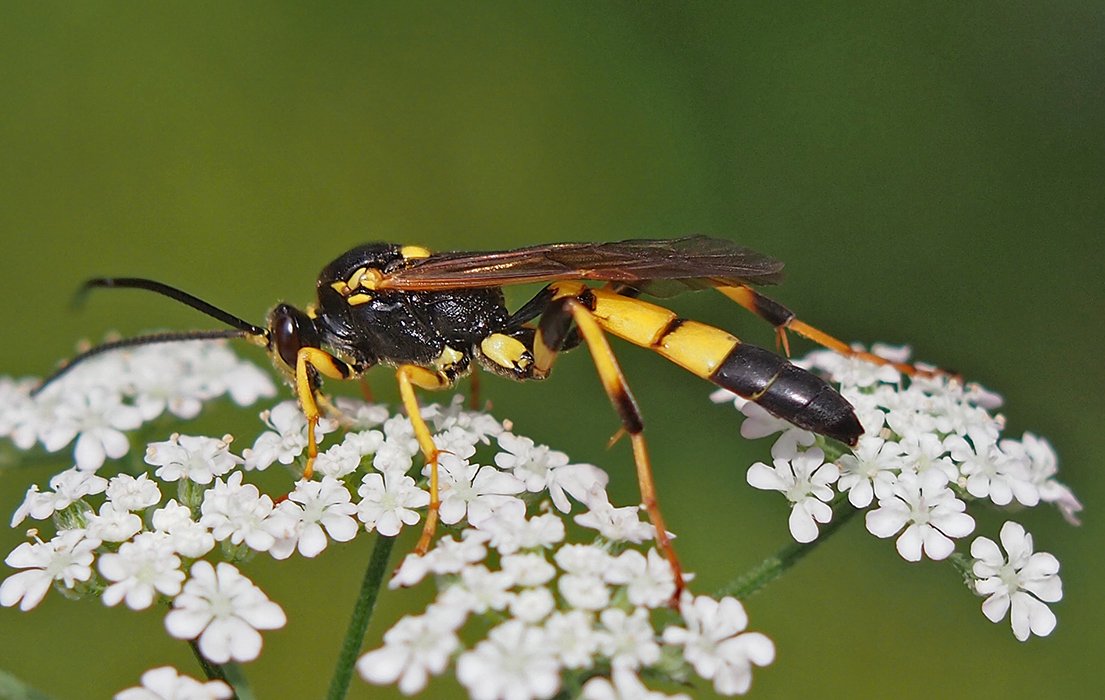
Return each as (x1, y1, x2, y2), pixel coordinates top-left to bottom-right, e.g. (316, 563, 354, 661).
(0, 340, 275, 471)
(362, 516, 773, 699)
(714, 343, 1074, 640)
(0, 337, 1077, 698)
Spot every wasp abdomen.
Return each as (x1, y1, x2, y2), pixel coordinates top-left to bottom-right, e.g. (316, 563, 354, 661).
(710, 343, 862, 446)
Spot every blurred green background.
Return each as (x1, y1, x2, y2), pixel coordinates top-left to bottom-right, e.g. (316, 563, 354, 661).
(1, 2, 1102, 698)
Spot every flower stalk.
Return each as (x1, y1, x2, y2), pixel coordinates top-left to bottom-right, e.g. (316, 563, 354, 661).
(716, 495, 858, 600)
(326, 533, 396, 700)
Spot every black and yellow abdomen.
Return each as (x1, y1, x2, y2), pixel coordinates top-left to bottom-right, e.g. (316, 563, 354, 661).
(575, 285, 862, 446)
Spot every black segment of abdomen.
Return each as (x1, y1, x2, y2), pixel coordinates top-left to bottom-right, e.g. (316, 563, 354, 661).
(710, 343, 862, 446)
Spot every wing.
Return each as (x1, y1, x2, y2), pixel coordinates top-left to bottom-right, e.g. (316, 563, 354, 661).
(378, 236, 784, 296)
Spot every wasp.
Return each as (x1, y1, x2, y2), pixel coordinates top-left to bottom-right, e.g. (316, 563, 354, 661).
(38, 236, 926, 592)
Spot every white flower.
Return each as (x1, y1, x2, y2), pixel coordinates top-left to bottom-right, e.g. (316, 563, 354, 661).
(865, 470, 975, 561)
(434, 454, 526, 527)
(604, 549, 677, 609)
(438, 564, 515, 615)
(342, 428, 385, 457)
(558, 573, 610, 611)
(596, 607, 660, 669)
(582, 668, 691, 700)
(356, 471, 429, 537)
(830, 352, 902, 388)
(456, 620, 561, 700)
(42, 387, 143, 470)
(125, 346, 207, 421)
(835, 435, 903, 508)
(152, 501, 215, 558)
(897, 433, 958, 482)
(199, 471, 276, 552)
(0, 377, 34, 440)
(115, 666, 233, 700)
(509, 587, 557, 623)
(8, 388, 63, 450)
(99, 532, 185, 610)
(1003, 432, 1083, 524)
(164, 561, 286, 663)
(746, 446, 839, 543)
(544, 610, 600, 669)
(500, 552, 556, 587)
(267, 477, 359, 559)
(333, 396, 391, 429)
(662, 594, 775, 696)
(10, 467, 108, 526)
(554, 543, 612, 576)
(930, 391, 1001, 440)
(86, 501, 144, 542)
(479, 512, 565, 555)
(947, 432, 1037, 506)
(391, 530, 493, 588)
(495, 434, 606, 512)
(106, 473, 162, 511)
(145, 434, 241, 484)
(574, 487, 655, 544)
(427, 396, 504, 441)
(971, 522, 1062, 641)
(1, 529, 101, 610)
(311, 441, 364, 479)
(242, 401, 335, 470)
(357, 609, 463, 694)
(372, 438, 416, 474)
(184, 342, 276, 407)
(739, 401, 817, 446)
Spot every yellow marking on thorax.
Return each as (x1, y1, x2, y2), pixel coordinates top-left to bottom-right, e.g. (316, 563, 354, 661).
(347, 293, 373, 306)
(332, 266, 385, 296)
(481, 333, 532, 371)
(400, 245, 432, 260)
(431, 345, 465, 373)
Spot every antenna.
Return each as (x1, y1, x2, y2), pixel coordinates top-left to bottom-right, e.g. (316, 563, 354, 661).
(33, 277, 269, 395)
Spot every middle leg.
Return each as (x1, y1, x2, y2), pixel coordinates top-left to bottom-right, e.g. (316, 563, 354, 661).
(395, 364, 454, 554)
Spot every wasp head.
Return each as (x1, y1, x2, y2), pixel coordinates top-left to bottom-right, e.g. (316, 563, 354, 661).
(267, 303, 322, 371)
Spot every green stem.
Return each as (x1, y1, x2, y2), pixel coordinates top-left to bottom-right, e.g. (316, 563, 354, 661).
(715, 496, 857, 600)
(0, 670, 57, 700)
(188, 640, 254, 700)
(326, 534, 397, 700)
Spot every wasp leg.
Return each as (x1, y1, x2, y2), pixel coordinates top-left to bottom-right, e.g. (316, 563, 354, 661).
(395, 365, 453, 555)
(294, 347, 355, 479)
(358, 377, 375, 403)
(535, 286, 686, 600)
(717, 284, 941, 377)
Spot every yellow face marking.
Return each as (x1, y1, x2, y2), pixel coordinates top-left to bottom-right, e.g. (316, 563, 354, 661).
(480, 333, 532, 371)
(400, 245, 432, 260)
(431, 345, 465, 373)
(347, 293, 373, 306)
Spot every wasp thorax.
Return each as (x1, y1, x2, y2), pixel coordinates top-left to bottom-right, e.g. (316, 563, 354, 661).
(268, 303, 322, 369)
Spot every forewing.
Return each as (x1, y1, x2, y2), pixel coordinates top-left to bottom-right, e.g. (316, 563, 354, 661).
(379, 236, 784, 294)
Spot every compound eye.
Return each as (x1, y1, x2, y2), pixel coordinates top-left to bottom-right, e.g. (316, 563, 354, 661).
(271, 306, 303, 369)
